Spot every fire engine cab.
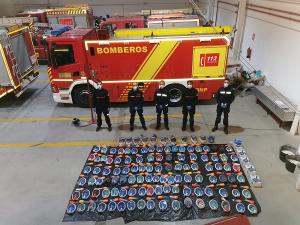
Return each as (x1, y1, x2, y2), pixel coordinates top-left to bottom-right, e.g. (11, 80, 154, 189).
(47, 26, 232, 107)
(17, 5, 94, 62)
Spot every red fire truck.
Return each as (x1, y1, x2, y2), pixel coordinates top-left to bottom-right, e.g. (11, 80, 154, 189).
(99, 16, 145, 31)
(17, 9, 48, 24)
(17, 5, 94, 62)
(17, 5, 94, 28)
(0, 16, 49, 63)
(0, 25, 39, 99)
(47, 26, 231, 107)
(99, 13, 200, 31)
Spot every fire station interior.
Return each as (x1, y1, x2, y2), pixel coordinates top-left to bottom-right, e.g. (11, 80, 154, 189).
(0, 1, 300, 225)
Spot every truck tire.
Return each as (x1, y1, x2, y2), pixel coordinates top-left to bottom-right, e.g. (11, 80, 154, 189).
(279, 145, 296, 162)
(165, 84, 185, 107)
(285, 155, 298, 173)
(72, 85, 94, 108)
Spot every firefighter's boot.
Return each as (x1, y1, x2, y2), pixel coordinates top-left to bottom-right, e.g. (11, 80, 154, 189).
(224, 126, 228, 134)
(212, 126, 218, 132)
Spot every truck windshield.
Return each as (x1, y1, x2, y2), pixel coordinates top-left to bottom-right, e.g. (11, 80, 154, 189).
(52, 44, 75, 67)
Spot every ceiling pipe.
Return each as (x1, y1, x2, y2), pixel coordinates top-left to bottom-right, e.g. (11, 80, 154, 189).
(247, 7, 300, 23)
(247, 3, 300, 17)
(217, 1, 300, 22)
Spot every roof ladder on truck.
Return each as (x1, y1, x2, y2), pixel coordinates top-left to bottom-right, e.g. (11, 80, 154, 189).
(0, 31, 21, 89)
(114, 26, 233, 38)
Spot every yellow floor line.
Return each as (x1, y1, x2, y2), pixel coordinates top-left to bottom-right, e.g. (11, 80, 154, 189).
(0, 113, 202, 123)
(0, 141, 114, 148)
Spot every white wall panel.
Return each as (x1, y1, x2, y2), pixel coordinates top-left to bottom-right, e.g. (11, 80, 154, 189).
(215, 2, 237, 26)
(213, 0, 300, 106)
(241, 12, 300, 106)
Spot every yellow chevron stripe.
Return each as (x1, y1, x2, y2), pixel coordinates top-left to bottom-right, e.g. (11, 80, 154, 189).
(48, 67, 52, 83)
(118, 44, 158, 99)
(151, 42, 179, 80)
(131, 44, 158, 80)
(134, 41, 178, 81)
(118, 41, 178, 100)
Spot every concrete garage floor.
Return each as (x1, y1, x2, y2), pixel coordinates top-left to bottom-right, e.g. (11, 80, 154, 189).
(0, 66, 299, 225)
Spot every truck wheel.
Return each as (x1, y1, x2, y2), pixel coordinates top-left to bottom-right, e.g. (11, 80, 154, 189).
(165, 84, 185, 107)
(72, 85, 94, 108)
(279, 145, 296, 162)
(285, 155, 298, 173)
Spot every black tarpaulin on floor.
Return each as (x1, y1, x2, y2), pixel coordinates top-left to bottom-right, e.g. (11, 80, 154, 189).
(63, 143, 261, 223)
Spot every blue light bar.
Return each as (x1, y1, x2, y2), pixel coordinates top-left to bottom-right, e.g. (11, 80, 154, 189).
(50, 26, 72, 36)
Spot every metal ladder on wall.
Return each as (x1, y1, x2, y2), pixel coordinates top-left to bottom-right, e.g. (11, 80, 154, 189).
(1, 32, 20, 86)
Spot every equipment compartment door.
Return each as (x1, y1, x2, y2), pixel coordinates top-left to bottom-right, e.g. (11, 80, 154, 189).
(0, 51, 11, 85)
(10, 34, 32, 76)
(192, 46, 227, 77)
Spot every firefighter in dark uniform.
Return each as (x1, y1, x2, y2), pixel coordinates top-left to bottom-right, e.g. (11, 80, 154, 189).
(128, 82, 147, 131)
(212, 78, 235, 134)
(154, 80, 170, 130)
(95, 18, 100, 29)
(92, 81, 112, 132)
(182, 80, 198, 132)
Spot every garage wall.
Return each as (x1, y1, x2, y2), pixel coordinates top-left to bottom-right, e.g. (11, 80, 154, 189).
(212, 0, 300, 106)
(1, 0, 189, 16)
(0, 0, 22, 16)
(214, 0, 237, 26)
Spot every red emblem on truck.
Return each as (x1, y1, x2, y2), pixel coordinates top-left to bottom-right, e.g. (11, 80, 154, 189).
(200, 53, 219, 67)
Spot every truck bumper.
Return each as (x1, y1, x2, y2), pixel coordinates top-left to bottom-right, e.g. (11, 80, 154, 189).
(53, 90, 73, 104)
(15, 72, 39, 97)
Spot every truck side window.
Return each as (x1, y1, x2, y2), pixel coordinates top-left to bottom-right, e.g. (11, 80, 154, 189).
(105, 24, 117, 32)
(32, 38, 38, 46)
(125, 23, 131, 29)
(53, 44, 75, 66)
(125, 23, 137, 29)
(90, 47, 95, 56)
